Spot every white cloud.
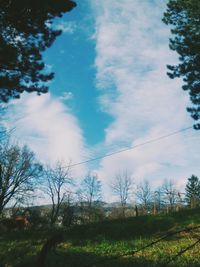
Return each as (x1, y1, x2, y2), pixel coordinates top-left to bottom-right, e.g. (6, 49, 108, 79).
(3, 1, 199, 204)
(90, 0, 200, 200)
(59, 91, 73, 101)
(6, 93, 89, 178)
(55, 21, 76, 34)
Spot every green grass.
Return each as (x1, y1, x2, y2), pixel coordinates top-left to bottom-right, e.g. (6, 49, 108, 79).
(1, 208, 200, 267)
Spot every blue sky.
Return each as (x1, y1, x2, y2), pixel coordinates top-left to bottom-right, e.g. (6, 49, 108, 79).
(5, 0, 200, 202)
(44, 0, 112, 146)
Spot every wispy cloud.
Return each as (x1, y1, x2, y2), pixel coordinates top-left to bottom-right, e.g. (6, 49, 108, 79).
(6, 93, 89, 178)
(3, 1, 199, 203)
(90, 0, 200, 198)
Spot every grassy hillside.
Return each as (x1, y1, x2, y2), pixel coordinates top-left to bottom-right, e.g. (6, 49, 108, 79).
(1, 208, 200, 267)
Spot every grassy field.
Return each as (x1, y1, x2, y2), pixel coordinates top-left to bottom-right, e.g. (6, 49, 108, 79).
(1, 208, 200, 267)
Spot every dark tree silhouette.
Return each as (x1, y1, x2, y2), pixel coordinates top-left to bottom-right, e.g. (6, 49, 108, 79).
(0, 0, 76, 102)
(163, 0, 200, 129)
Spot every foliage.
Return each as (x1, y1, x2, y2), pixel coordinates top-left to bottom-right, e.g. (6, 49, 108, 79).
(163, 0, 200, 129)
(185, 174, 200, 208)
(61, 203, 75, 227)
(0, 140, 42, 215)
(0, 0, 76, 102)
(25, 208, 49, 229)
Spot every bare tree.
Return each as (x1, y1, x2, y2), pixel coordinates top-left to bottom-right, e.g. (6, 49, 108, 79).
(111, 170, 133, 217)
(77, 172, 102, 222)
(161, 179, 178, 213)
(0, 141, 42, 215)
(78, 173, 102, 208)
(153, 187, 163, 215)
(44, 162, 73, 226)
(136, 180, 152, 214)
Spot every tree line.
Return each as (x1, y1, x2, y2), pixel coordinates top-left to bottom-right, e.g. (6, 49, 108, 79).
(0, 137, 199, 229)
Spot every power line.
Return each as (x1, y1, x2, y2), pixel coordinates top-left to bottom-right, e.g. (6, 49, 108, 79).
(67, 125, 193, 169)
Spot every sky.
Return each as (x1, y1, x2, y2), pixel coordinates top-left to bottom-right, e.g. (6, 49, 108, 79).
(4, 0, 200, 203)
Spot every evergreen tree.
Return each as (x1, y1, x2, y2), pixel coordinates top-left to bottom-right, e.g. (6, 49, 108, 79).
(185, 175, 200, 208)
(0, 0, 76, 102)
(163, 0, 200, 129)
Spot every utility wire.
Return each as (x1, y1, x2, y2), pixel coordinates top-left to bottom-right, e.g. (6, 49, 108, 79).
(67, 125, 193, 169)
